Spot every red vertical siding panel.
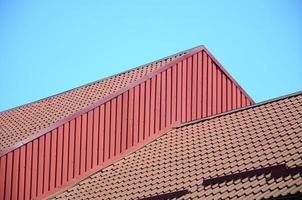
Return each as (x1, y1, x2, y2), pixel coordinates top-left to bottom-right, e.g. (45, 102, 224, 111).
(62, 123, 69, 184)
(161, 71, 167, 129)
(176, 62, 182, 123)
(43, 133, 51, 193)
(237, 89, 242, 108)
(241, 93, 246, 107)
(145, 80, 151, 138)
(98, 105, 105, 164)
(155, 74, 161, 132)
(212, 64, 217, 115)
(245, 96, 249, 107)
(197, 51, 203, 118)
(232, 83, 237, 109)
(244, 97, 248, 107)
(150, 77, 156, 135)
(186, 57, 192, 122)
(217, 69, 222, 114)
(227, 78, 232, 111)
(31, 140, 41, 198)
(166, 68, 172, 125)
(24, 142, 32, 200)
(104, 102, 111, 161)
(80, 114, 87, 174)
(18, 146, 26, 200)
(0, 156, 6, 200)
(127, 89, 134, 147)
(68, 120, 75, 179)
(86, 111, 93, 170)
(116, 95, 122, 153)
(171, 65, 177, 123)
(5, 152, 13, 200)
(246, 98, 251, 106)
(56, 126, 63, 187)
(207, 57, 213, 116)
(37, 136, 45, 196)
(222, 74, 227, 112)
(139, 83, 146, 141)
(202, 51, 208, 117)
(133, 86, 140, 145)
(121, 92, 128, 152)
(49, 129, 57, 190)
(181, 59, 187, 123)
(11, 149, 20, 200)
(92, 107, 100, 167)
(74, 117, 81, 177)
(31, 139, 38, 198)
(110, 98, 117, 157)
(191, 54, 198, 120)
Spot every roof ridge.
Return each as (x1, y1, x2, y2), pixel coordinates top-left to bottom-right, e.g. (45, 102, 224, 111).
(174, 90, 302, 129)
(1, 45, 204, 113)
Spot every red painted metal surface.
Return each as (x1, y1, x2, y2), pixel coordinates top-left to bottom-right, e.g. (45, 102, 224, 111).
(0, 46, 253, 200)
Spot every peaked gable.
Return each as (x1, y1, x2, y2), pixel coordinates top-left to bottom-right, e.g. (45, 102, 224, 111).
(0, 45, 253, 200)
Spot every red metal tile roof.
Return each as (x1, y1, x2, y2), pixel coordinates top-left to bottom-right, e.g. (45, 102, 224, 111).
(0, 50, 185, 150)
(51, 92, 302, 200)
(0, 45, 256, 200)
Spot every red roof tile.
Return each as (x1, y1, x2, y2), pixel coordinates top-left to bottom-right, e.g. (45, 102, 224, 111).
(52, 92, 302, 200)
(0, 45, 256, 200)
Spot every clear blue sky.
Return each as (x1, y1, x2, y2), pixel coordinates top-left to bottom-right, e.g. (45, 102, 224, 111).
(1, 0, 301, 111)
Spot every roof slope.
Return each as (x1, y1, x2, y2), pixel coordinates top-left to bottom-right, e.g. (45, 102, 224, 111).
(52, 92, 302, 200)
(0, 50, 185, 150)
(0, 45, 255, 200)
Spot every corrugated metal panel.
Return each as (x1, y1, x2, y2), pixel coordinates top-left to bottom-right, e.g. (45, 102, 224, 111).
(0, 47, 253, 200)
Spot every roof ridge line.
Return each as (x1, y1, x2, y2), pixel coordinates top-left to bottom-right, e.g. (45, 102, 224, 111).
(0, 46, 203, 156)
(0, 44, 204, 113)
(174, 90, 302, 129)
(39, 126, 176, 200)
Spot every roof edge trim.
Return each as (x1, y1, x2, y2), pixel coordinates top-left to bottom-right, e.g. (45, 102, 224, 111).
(174, 90, 302, 129)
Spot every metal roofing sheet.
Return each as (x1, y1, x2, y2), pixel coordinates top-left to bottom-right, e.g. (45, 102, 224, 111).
(0, 45, 256, 200)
